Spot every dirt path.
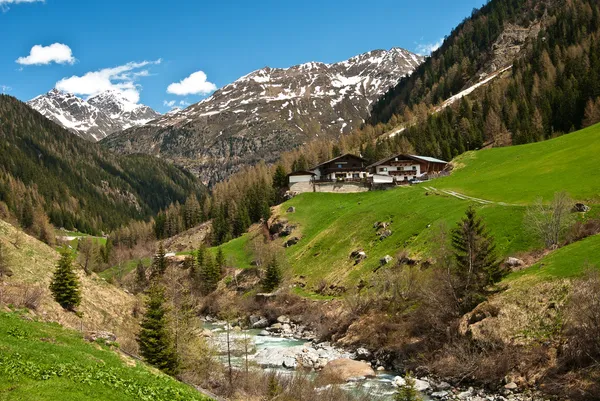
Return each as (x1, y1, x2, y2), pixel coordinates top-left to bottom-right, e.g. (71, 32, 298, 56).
(422, 186, 517, 206)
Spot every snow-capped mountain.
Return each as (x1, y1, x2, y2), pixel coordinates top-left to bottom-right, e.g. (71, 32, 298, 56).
(102, 48, 424, 184)
(27, 89, 160, 141)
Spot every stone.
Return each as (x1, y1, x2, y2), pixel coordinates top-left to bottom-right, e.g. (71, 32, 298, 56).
(379, 229, 392, 240)
(277, 315, 291, 323)
(251, 318, 269, 329)
(392, 376, 406, 387)
(431, 391, 449, 398)
(200, 329, 213, 338)
(504, 382, 518, 390)
(572, 203, 590, 213)
(85, 331, 117, 343)
(413, 378, 431, 392)
(506, 257, 525, 267)
(282, 356, 297, 369)
(355, 347, 372, 361)
(436, 381, 451, 390)
(284, 237, 300, 247)
(380, 255, 394, 266)
(320, 359, 375, 382)
(376, 366, 385, 371)
(287, 206, 296, 213)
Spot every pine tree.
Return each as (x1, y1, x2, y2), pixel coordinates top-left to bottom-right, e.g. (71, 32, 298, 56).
(451, 206, 505, 312)
(134, 260, 148, 293)
(394, 373, 422, 401)
(137, 284, 179, 375)
(199, 252, 220, 295)
(50, 251, 81, 311)
(0, 242, 13, 279)
(150, 242, 168, 280)
(262, 256, 282, 293)
(272, 165, 288, 189)
(215, 247, 225, 272)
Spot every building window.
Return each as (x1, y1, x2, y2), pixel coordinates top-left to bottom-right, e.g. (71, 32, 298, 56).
(337, 164, 343, 169)
(412, 166, 417, 170)
(380, 167, 388, 172)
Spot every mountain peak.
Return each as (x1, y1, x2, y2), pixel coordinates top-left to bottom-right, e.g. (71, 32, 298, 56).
(102, 46, 424, 184)
(27, 89, 160, 141)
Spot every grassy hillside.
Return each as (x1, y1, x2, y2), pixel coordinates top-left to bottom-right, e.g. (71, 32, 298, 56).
(0, 311, 211, 401)
(276, 187, 536, 286)
(434, 123, 600, 204)
(0, 219, 140, 351)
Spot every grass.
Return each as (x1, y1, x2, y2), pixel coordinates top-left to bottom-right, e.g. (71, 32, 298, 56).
(0, 311, 211, 401)
(508, 234, 600, 282)
(279, 186, 538, 286)
(434, 123, 600, 204)
(208, 233, 254, 269)
(98, 258, 152, 282)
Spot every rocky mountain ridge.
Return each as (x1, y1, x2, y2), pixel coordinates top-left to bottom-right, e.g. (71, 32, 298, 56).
(101, 48, 424, 185)
(27, 89, 160, 141)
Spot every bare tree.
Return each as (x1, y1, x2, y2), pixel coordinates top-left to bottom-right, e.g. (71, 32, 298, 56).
(525, 192, 574, 249)
(77, 238, 98, 275)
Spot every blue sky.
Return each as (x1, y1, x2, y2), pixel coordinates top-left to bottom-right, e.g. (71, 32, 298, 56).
(0, 0, 485, 112)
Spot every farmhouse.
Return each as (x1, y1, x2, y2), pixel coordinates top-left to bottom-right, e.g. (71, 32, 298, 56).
(312, 154, 369, 182)
(367, 154, 447, 184)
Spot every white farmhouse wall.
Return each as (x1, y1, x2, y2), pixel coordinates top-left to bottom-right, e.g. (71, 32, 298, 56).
(289, 175, 313, 183)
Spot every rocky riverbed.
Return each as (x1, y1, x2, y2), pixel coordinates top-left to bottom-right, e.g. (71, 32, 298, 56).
(201, 316, 550, 401)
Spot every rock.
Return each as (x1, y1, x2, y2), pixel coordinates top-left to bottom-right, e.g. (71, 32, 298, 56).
(392, 376, 406, 387)
(258, 330, 270, 336)
(355, 347, 372, 361)
(504, 382, 518, 390)
(249, 315, 261, 325)
(251, 318, 269, 329)
(380, 255, 394, 266)
(572, 203, 590, 213)
(85, 331, 117, 343)
(350, 250, 368, 265)
(376, 366, 385, 371)
(436, 381, 451, 390)
(431, 391, 449, 398)
(284, 237, 300, 247)
(287, 206, 296, 213)
(268, 323, 283, 332)
(277, 315, 291, 323)
(379, 229, 392, 240)
(200, 329, 213, 338)
(374, 221, 390, 230)
(506, 257, 525, 267)
(320, 359, 375, 382)
(457, 389, 473, 399)
(282, 356, 297, 369)
(413, 378, 431, 391)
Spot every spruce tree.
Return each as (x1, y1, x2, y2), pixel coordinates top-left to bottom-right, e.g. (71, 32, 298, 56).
(137, 284, 179, 375)
(262, 256, 282, 293)
(451, 206, 505, 312)
(199, 253, 219, 294)
(394, 373, 422, 401)
(50, 251, 81, 311)
(0, 242, 13, 279)
(134, 260, 148, 293)
(215, 247, 225, 272)
(150, 242, 168, 280)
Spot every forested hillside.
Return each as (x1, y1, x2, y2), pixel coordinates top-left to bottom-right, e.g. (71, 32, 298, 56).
(370, 0, 600, 160)
(0, 95, 206, 237)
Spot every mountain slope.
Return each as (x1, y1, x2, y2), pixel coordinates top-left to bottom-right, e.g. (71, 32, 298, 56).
(101, 48, 424, 185)
(27, 89, 160, 141)
(0, 95, 204, 234)
(368, 0, 600, 162)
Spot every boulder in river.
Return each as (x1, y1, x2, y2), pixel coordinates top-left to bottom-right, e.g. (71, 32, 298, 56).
(320, 359, 375, 383)
(251, 318, 269, 329)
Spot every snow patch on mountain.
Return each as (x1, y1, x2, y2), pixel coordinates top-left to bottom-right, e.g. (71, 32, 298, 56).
(27, 89, 160, 141)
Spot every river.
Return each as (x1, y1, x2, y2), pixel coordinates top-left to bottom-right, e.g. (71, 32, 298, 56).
(205, 322, 421, 400)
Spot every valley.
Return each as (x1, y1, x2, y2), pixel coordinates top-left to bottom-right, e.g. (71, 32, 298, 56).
(1, 0, 600, 400)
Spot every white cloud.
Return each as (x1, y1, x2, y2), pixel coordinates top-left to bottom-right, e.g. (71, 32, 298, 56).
(167, 71, 216, 96)
(56, 59, 161, 104)
(415, 38, 444, 56)
(16, 43, 75, 66)
(0, 0, 44, 11)
(1, 85, 11, 93)
(179, 100, 190, 106)
(163, 100, 176, 107)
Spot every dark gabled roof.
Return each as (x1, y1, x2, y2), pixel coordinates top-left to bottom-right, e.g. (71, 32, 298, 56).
(312, 153, 368, 170)
(366, 154, 448, 169)
(287, 170, 316, 177)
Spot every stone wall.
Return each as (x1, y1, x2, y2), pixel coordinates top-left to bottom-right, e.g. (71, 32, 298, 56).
(289, 181, 370, 194)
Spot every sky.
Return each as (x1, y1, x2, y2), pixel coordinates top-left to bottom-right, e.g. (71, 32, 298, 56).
(0, 0, 485, 113)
